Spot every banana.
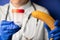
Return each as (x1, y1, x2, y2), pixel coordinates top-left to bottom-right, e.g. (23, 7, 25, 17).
(31, 10, 55, 30)
(31, 10, 55, 40)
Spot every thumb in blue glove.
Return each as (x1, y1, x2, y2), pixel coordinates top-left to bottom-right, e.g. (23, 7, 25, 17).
(0, 20, 21, 40)
(44, 20, 60, 40)
(50, 20, 60, 40)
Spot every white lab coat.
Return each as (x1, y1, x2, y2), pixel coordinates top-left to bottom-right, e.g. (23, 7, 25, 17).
(0, 1, 49, 40)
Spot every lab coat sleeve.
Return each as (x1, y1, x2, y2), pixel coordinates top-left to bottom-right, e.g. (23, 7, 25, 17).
(0, 6, 2, 20)
(0, 6, 5, 21)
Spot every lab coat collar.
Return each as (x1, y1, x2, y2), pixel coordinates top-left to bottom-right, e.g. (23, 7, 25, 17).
(9, 1, 32, 10)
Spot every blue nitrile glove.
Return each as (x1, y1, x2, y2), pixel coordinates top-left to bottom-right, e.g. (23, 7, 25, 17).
(0, 20, 21, 40)
(44, 20, 60, 40)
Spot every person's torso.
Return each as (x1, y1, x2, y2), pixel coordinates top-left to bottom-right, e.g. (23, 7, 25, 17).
(0, 2, 48, 40)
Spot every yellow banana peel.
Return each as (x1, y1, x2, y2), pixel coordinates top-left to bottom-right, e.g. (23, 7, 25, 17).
(31, 10, 55, 30)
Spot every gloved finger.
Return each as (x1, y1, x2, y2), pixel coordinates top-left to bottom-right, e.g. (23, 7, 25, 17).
(44, 23, 51, 32)
(6, 27, 20, 33)
(1, 24, 16, 31)
(1, 21, 20, 29)
(1, 20, 7, 22)
(54, 20, 60, 27)
(54, 36, 60, 40)
(1, 27, 20, 39)
(9, 22, 20, 29)
(53, 32, 60, 38)
(6, 24, 21, 30)
(2, 29, 19, 34)
(2, 24, 21, 31)
(50, 28, 60, 34)
(1, 25, 8, 31)
(1, 20, 13, 25)
(0, 20, 13, 30)
(1, 31, 12, 36)
(1, 20, 12, 22)
(1, 33, 12, 40)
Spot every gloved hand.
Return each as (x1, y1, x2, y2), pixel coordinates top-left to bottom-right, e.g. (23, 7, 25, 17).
(44, 20, 60, 40)
(0, 20, 21, 40)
